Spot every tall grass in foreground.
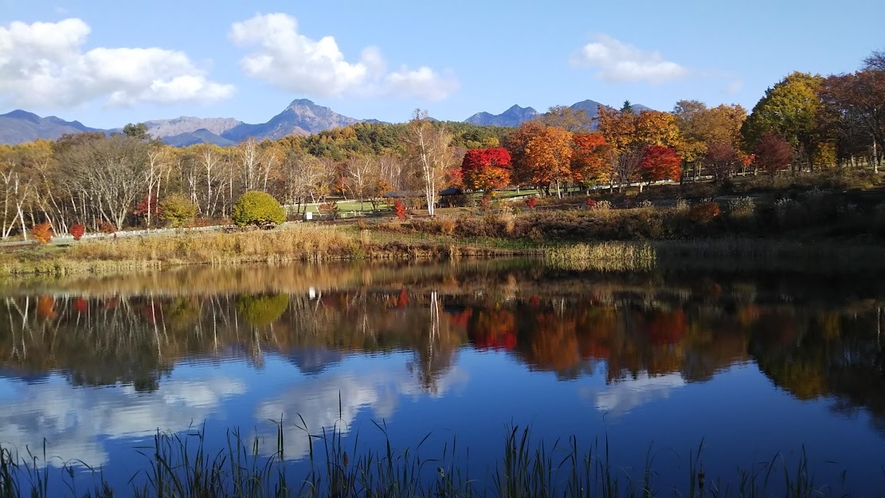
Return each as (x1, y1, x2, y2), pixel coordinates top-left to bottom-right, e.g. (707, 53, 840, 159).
(544, 242, 657, 272)
(0, 423, 864, 498)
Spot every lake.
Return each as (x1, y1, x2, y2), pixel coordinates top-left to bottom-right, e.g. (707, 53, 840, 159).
(1, 260, 884, 496)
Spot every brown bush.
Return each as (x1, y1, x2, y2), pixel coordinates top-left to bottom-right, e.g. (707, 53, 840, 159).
(688, 202, 721, 225)
(437, 218, 456, 235)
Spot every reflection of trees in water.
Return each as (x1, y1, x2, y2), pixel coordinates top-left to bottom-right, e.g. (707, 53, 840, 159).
(2, 295, 172, 391)
(2, 272, 885, 425)
(750, 307, 885, 430)
(0, 289, 465, 395)
(407, 290, 459, 396)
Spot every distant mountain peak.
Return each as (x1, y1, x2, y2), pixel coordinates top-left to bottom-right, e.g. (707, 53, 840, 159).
(2, 110, 42, 123)
(0, 111, 102, 144)
(0, 98, 656, 147)
(286, 98, 318, 109)
(220, 99, 359, 142)
(465, 104, 539, 127)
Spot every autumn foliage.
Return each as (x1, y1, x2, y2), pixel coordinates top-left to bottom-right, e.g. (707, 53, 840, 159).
(468, 309, 517, 350)
(393, 200, 407, 220)
(754, 133, 794, 174)
(571, 133, 609, 184)
(32, 222, 53, 244)
(36, 296, 56, 319)
(460, 147, 512, 191)
(639, 145, 682, 183)
(70, 223, 86, 241)
(688, 202, 721, 224)
(524, 126, 574, 195)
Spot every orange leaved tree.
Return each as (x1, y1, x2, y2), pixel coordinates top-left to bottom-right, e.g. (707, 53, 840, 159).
(524, 126, 574, 198)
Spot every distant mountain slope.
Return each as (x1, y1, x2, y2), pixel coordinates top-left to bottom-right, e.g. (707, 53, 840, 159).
(0, 98, 658, 146)
(465, 105, 539, 127)
(463, 100, 654, 129)
(145, 117, 241, 138)
(222, 99, 360, 142)
(161, 129, 236, 147)
(568, 99, 606, 121)
(571, 99, 652, 118)
(0, 110, 106, 144)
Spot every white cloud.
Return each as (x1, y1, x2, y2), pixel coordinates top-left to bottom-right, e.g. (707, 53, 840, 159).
(571, 34, 688, 83)
(252, 365, 468, 460)
(0, 18, 234, 109)
(0, 356, 468, 469)
(0, 376, 247, 468)
(724, 79, 744, 95)
(582, 372, 685, 416)
(229, 13, 458, 101)
(386, 67, 460, 102)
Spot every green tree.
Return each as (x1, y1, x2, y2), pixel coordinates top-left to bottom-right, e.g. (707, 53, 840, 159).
(123, 123, 150, 141)
(231, 191, 286, 227)
(236, 294, 289, 327)
(159, 194, 198, 228)
(742, 72, 824, 171)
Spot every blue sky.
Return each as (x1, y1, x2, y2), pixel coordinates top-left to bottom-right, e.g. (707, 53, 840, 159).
(1, 0, 883, 128)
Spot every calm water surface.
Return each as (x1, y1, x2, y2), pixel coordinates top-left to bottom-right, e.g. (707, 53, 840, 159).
(1, 260, 884, 494)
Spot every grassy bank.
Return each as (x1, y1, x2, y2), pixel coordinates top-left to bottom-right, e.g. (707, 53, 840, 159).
(0, 224, 527, 276)
(0, 424, 863, 498)
(3, 207, 885, 276)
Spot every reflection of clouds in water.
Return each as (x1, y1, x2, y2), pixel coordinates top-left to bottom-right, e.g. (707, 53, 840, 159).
(254, 366, 468, 459)
(582, 373, 685, 416)
(0, 376, 246, 468)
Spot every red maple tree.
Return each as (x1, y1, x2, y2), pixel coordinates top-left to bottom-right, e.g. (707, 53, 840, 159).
(639, 145, 682, 185)
(461, 147, 512, 192)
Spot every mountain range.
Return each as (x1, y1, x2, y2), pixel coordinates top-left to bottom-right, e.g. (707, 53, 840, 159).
(0, 98, 651, 146)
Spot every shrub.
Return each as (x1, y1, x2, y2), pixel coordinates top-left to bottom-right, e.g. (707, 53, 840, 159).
(319, 201, 339, 220)
(231, 191, 286, 227)
(98, 221, 116, 234)
(480, 193, 492, 210)
(236, 294, 289, 327)
(70, 223, 86, 241)
(688, 202, 721, 225)
(32, 222, 53, 244)
(525, 197, 537, 210)
(159, 194, 199, 228)
(728, 196, 755, 218)
(393, 200, 407, 220)
(591, 200, 612, 211)
(437, 218, 456, 235)
(674, 198, 690, 213)
(774, 198, 801, 227)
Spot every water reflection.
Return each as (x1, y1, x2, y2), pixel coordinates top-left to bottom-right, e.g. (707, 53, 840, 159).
(587, 372, 686, 415)
(0, 374, 246, 467)
(253, 364, 468, 459)
(0, 261, 883, 473)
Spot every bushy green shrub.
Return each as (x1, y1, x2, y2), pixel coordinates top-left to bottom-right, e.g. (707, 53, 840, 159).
(159, 194, 199, 228)
(236, 293, 289, 326)
(231, 191, 286, 227)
